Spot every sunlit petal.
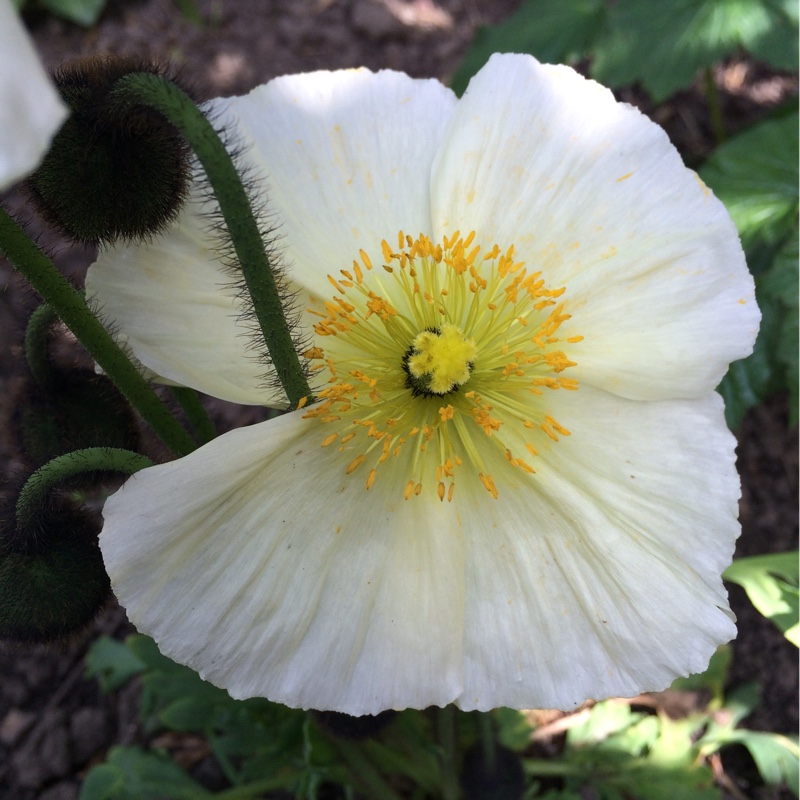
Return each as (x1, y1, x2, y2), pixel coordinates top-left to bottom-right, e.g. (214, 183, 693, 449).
(0, 0, 67, 190)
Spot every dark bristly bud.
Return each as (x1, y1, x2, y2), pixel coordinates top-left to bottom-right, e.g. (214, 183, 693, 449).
(0, 485, 110, 643)
(25, 56, 193, 244)
(460, 742, 525, 800)
(312, 709, 398, 740)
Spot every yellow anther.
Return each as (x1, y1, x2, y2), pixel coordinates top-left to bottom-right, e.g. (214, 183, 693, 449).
(346, 454, 365, 474)
(479, 473, 499, 499)
(306, 229, 581, 500)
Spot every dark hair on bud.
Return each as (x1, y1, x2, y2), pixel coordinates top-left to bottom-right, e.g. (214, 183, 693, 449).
(312, 709, 397, 740)
(0, 481, 110, 643)
(25, 56, 194, 244)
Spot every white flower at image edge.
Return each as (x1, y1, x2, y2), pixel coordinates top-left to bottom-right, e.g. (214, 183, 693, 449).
(86, 54, 759, 714)
(0, 0, 67, 191)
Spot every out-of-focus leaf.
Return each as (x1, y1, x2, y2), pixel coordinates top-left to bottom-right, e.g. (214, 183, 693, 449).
(567, 700, 639, 746)
(495, 707, 534, 751)
(591, 0, 799, 101)
(84, 636, 147, 692)
(704, 730, 800, 796)
(700, 110, 799, 257)
(717, 291, 783, 428)
(81, 747, 212, 800)
(78, 765, 125, 800)
(40, 0, 106, 26)
(760, 232, 799, 425)
(706, 112, 799, 427)
(450, 0, 606, 95)
(724, 551, 799, 645)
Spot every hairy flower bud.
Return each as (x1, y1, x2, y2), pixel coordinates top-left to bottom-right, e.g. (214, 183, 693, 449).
(25, 56, 193, 244)
(0, 485, 110, 643)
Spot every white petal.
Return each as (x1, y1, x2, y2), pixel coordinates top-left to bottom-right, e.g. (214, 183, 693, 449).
(432, 54, 758, 401)
(0, 0, 67, 190)
(87, 69, 456, 403)
(86, 194, 283, 406)
(457, 387, 738, 710)
(209, 67, 457, 297)
(101, 412, 466, 714)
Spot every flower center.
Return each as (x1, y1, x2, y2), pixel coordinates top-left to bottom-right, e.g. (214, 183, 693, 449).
(403, 324, 476, 397)
(302, 231, 582, 501)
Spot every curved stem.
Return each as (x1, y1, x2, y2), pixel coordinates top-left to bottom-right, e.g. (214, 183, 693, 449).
(113, 72, 313, 410)
(24, 303, 58, 386)
(170, 386, 217, 444)
(16, 447, 154, 529)
(0, 209, 196, 456)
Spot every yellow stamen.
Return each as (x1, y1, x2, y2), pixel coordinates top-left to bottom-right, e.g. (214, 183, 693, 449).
(303, 230, 581, 500)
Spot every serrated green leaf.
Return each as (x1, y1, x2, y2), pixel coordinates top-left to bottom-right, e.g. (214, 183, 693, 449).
(78, 764, 126, 800)
(450, 0, 606, 95)
(40, 0, 106, 26)
(591, 0, 799, 101)
(84, 636, 146, 692)
(724, 551, 799, 645)
(700, 111, 799, 256)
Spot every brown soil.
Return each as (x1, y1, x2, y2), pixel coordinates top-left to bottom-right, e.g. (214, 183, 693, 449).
(0, 2, 797, 799)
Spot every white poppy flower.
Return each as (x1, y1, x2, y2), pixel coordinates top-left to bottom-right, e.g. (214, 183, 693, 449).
(0, 0, 67, 191)
(88, 54, 759, 714)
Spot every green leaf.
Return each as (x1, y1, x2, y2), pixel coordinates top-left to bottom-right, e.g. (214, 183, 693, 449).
(761, 232, 799, 425)
(706, 112, 799, 427)
(84, 636, 146, 692)
(40, 0, 106, 26)
(97, 746, 212, 800)
(78, 764, 125, 800)
(591, 0, 799, 102)
(567, 701, 639, 746)
(450, 0, 606, 95)
(717, 291, 783, 428)
(495, 707, 534, 751)
(158, 696, 219, 732)
(707, 730, 800, 795)
(700, 111, 799, 257)
(724, 552, 799, 645)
